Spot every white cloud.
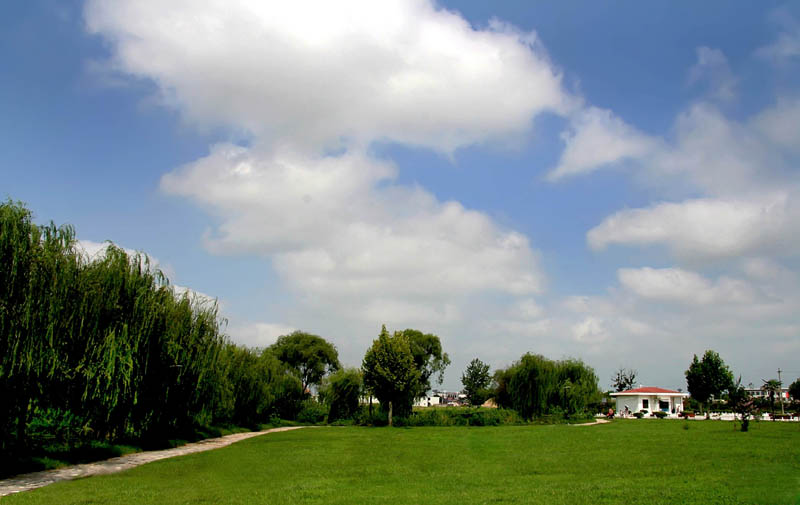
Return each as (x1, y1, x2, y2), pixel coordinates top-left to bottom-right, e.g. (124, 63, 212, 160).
(161, 144, 544, 311)
(756, 10, 800, 63)
(587, 194, 796, 260)
(617, 267, 760, 306)
(753, 97, 800, 152)
(688, 46, 737, 101)
(547, 107, 657, 181)
(226, 322, 296, 349)
(571, 316, 609, 344)
(85, 0, 575, 154)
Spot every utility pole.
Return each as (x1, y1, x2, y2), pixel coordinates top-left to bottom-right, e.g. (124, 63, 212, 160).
(778, 369, 784, 415)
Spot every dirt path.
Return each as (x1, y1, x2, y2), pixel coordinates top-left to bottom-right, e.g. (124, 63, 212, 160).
(570, 418, 610, 426)
(0, 426, 306, 497)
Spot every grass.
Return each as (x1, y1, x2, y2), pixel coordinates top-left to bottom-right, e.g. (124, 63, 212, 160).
(5, 420, 800, 505)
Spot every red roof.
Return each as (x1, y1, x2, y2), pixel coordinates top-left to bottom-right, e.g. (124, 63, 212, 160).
(620, 387, 682, 394)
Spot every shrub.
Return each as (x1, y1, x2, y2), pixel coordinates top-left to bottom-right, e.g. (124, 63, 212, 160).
(633, 412, 644, 419)
(296, 400, 327, 424)
(654, 411, 668, 419)
(396, 408, 524, 427)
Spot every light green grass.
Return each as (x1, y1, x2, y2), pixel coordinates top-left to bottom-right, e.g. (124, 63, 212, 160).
(5, 420, 800, 505)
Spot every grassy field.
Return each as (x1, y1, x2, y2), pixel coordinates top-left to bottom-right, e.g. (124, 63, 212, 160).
(5, 420, 800, 505)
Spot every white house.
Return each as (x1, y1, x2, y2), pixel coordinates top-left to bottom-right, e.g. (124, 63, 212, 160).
(413, 394, 442, 407)
(611, 387, 688, 417)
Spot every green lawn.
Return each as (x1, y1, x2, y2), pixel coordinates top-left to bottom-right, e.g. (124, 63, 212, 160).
(5, 420, 800, 505)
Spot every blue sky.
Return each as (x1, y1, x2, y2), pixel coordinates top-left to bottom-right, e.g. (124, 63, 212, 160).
(3, 1, 800, 391)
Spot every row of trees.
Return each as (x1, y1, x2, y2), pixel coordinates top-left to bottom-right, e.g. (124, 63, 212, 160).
(0, 201, 333, 454)
(357, 329, 601, 425)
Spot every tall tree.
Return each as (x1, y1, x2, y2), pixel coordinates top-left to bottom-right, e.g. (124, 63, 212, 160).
(685, 350, 734, 413)
(361, 325, 421, 425)
(611, 368, 638, 392)
(398, 329, 450, 398)
(270, 331, 340, 392)
(461, 358, 491, 406)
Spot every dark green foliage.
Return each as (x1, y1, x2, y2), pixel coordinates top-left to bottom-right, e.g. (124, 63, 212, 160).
(270, 331, 340, 392)
(321, 368, 363, 422)
(789, 378, 800, 402)
(611, 368, 638, 392)
(0, 200, 302, 458)
(685, 350, 734, 412)
(493, 353, 600, 419)
(362, 325, 422, 422)
(461, 358, 491, 406)
(296, 400, 328, 424)
(394, 408, 523, 427)
(654, 411, 668, 419)
(398, 328, 450, 398)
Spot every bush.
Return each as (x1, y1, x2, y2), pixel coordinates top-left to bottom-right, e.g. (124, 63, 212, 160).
(385, 408, 523, 427)
(654, 411, 668, 419)
(633, 412, 644, 419)
(296, 400, 327, 424)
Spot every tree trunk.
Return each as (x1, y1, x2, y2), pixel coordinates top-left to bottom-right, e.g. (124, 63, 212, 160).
(388, 401, 393, 427)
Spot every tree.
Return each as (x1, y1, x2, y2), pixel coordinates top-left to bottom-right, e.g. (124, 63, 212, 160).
(789, 378, 800, 402)
(762, 379, 781, 417)
(493, 353, 600, 419)
(461, 358, 491, 406)
(361, 326, 421, 426)
(398, 329, 450, 398)
(727, 377, 754, 432)
(270, 331, 340, 393)
(321, 368, 363, 422)
(685, 350, 734, 413)
(611, 368, 638, 392)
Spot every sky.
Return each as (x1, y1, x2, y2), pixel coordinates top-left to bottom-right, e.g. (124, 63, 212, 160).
(2, 1, 800, 391)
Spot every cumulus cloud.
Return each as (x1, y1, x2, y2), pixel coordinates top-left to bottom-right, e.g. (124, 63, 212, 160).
(688, 46, 737, 101)
(617, 267, 761, 305)
(547, 107, 657, 181)
(226, 322, 296, 349)
(161, 144, 544, 309)
(753, 98, 800, 152)
(587, 194, 797, 259)
(85, 0, 574, 153)
(756, 10, 800, 63)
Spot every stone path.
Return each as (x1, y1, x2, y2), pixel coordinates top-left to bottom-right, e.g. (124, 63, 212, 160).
(0, 426, 306, 497)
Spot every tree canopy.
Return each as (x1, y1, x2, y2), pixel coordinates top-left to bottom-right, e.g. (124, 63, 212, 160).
(494, 353, 600, 419)
(611, 368, 638, 392)
(270, 331, 340, 392)
(398, 329, 450, 398)
(461, 358, 491, 406)
(362, 325, 421, 424)
(789, 378, 800, 402)
(685, 350, 734, 410)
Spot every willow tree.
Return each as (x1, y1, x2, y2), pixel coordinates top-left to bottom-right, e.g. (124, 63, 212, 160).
(494, 353, 600, 419)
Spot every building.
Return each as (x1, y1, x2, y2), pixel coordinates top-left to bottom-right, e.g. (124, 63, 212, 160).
(414, 394, 442, 407)
(611, 387, 689, 416)
(744, 387, 790, 402)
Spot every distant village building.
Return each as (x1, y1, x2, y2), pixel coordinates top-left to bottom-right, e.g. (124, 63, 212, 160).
(414, 394, 442, 407)
(744, 386, 790, 402)
(611, 387, 688, 416)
